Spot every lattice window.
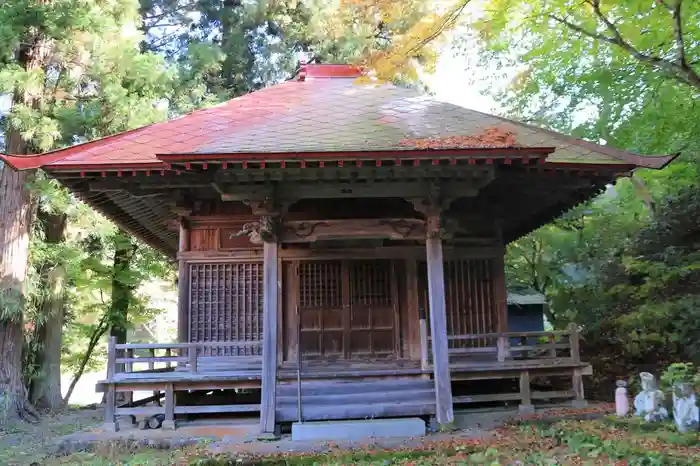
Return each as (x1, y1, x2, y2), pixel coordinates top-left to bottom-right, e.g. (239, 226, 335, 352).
(349, 260, 392, 307)
(298, 261, 344, 357)
(299, 261, 342, 309)
(419, 259, 497, 346)
(188, 262, 263, 355)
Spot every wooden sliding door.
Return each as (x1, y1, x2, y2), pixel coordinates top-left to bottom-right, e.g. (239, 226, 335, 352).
(296, 259, 399, 360)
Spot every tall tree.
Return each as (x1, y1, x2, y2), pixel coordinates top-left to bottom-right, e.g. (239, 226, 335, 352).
(463, 0, 700, 394)
(1, 0, 173, 421)
(28, 207, 68, 410)
(0, 0, 55, 423)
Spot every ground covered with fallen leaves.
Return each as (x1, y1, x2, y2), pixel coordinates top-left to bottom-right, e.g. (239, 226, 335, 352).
(4, 406, 700, 465)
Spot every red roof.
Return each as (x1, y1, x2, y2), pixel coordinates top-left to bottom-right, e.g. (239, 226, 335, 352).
(0, 64, 677, 172)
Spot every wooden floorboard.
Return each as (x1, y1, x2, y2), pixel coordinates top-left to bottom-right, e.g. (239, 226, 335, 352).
(99, 360, 591, 390)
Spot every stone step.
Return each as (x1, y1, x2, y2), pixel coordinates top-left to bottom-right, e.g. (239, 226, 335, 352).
(291, 418, 426, 441)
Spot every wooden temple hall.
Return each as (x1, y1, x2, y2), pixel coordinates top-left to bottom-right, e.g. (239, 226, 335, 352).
(2, 64, 676, 433)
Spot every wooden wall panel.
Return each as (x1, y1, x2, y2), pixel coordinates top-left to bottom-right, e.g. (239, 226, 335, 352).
(188, 262, 263, 355)
(220, 227, 255, 249)
(189, 229, 219, 251)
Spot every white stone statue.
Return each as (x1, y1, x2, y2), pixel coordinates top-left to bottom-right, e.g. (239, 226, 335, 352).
(615, 380, 629, 417)
(672, 382, 699, 432)
(633, 372, 668, 422)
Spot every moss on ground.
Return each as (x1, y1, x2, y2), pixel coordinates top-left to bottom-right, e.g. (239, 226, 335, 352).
(4, 410, 700, 465)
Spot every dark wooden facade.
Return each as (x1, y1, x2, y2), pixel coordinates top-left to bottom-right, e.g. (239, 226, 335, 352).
(93, 177, 593, 433)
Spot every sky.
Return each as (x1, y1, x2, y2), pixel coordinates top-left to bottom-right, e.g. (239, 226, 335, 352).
(429, 46, 503, 114)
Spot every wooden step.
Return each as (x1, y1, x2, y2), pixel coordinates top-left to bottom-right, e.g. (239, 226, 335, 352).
(276, 388, 435, 406)
(276, 400, 436, 422)
(276, 379, 433, 397)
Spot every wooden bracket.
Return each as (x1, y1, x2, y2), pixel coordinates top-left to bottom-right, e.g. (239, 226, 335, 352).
(409, 184, 457, 239)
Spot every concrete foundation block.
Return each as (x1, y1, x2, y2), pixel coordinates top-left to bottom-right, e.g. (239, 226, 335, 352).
(571, 400, 588, 409)
(102, 422, 119, 433)
(518, 404, 535, 414)
(161, 420, 176, 431)
(292, 418, 425, 442)
(257, 432, 280, 441)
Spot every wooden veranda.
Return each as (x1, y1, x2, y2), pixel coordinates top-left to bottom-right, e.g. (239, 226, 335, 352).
(99, 323, 589, 428)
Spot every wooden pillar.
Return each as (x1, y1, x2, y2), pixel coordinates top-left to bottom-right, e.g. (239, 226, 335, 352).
(569, 322, 581, 363)
(260, 240, 279, 435)
(519, 370, 534, 414)
(404, 259, 421, 361)
(491, 249, 508, 333)
(572, 368, 587, 408)
(425, 230, 454, 426)
(163, 383, 175, 430)
(177, 219, 190, 344)
(419, 310, 429, 372)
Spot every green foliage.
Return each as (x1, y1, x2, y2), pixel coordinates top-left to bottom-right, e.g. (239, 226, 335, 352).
(0, 0, 173, 151)
(660, 363, 700, 393)
(473, 0, 700, 396)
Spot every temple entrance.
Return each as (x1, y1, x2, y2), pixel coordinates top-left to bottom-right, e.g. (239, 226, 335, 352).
(295, 259, 399, 361)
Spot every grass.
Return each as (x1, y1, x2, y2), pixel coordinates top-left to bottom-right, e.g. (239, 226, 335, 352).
(4, 410, 700, 465)
(0, 407, 102, 465)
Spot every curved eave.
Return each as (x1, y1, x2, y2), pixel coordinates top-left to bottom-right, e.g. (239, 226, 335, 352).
(465, 108, 681, 170)
(0, 152, 72, 170)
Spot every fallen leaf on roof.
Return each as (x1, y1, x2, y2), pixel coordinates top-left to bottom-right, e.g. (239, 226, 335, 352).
(399, 127, 519, 149)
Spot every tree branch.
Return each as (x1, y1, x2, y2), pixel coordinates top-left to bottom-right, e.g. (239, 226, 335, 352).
(406, 0, 474, 56)
(659, 0, 687, 67)
(549, 1, 700, 90)
(63, 314, 108, 404)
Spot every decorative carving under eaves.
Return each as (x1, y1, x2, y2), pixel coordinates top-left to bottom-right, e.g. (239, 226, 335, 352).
(287, 221, 329, 241)
(233, 216, 278, 244)
(378, 218, 424, 238)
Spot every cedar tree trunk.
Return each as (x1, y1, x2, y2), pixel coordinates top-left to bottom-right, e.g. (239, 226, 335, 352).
(0, 30, 52, 423)
(30, 211, 68, 411)
(0, 164, 37, 423)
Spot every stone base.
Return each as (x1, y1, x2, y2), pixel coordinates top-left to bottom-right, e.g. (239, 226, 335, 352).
(161, 420, 176, 431)
(257, 432, 280, 441)
(102, 422, 119, 433)
(292, 418, 425, 442)
(572, 400, 588, 409)
(518, 404, 535, 414)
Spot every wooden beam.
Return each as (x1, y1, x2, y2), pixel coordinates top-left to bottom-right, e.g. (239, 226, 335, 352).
(91, 174, 495, 202)
(177, 245, 503, 262)
(281, 218, 426, 243)
(260, 240, 279, 435)
(425, 229, 454, 426)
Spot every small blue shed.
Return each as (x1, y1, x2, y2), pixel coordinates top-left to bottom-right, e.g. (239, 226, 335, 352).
(507, 290, 547, 333)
